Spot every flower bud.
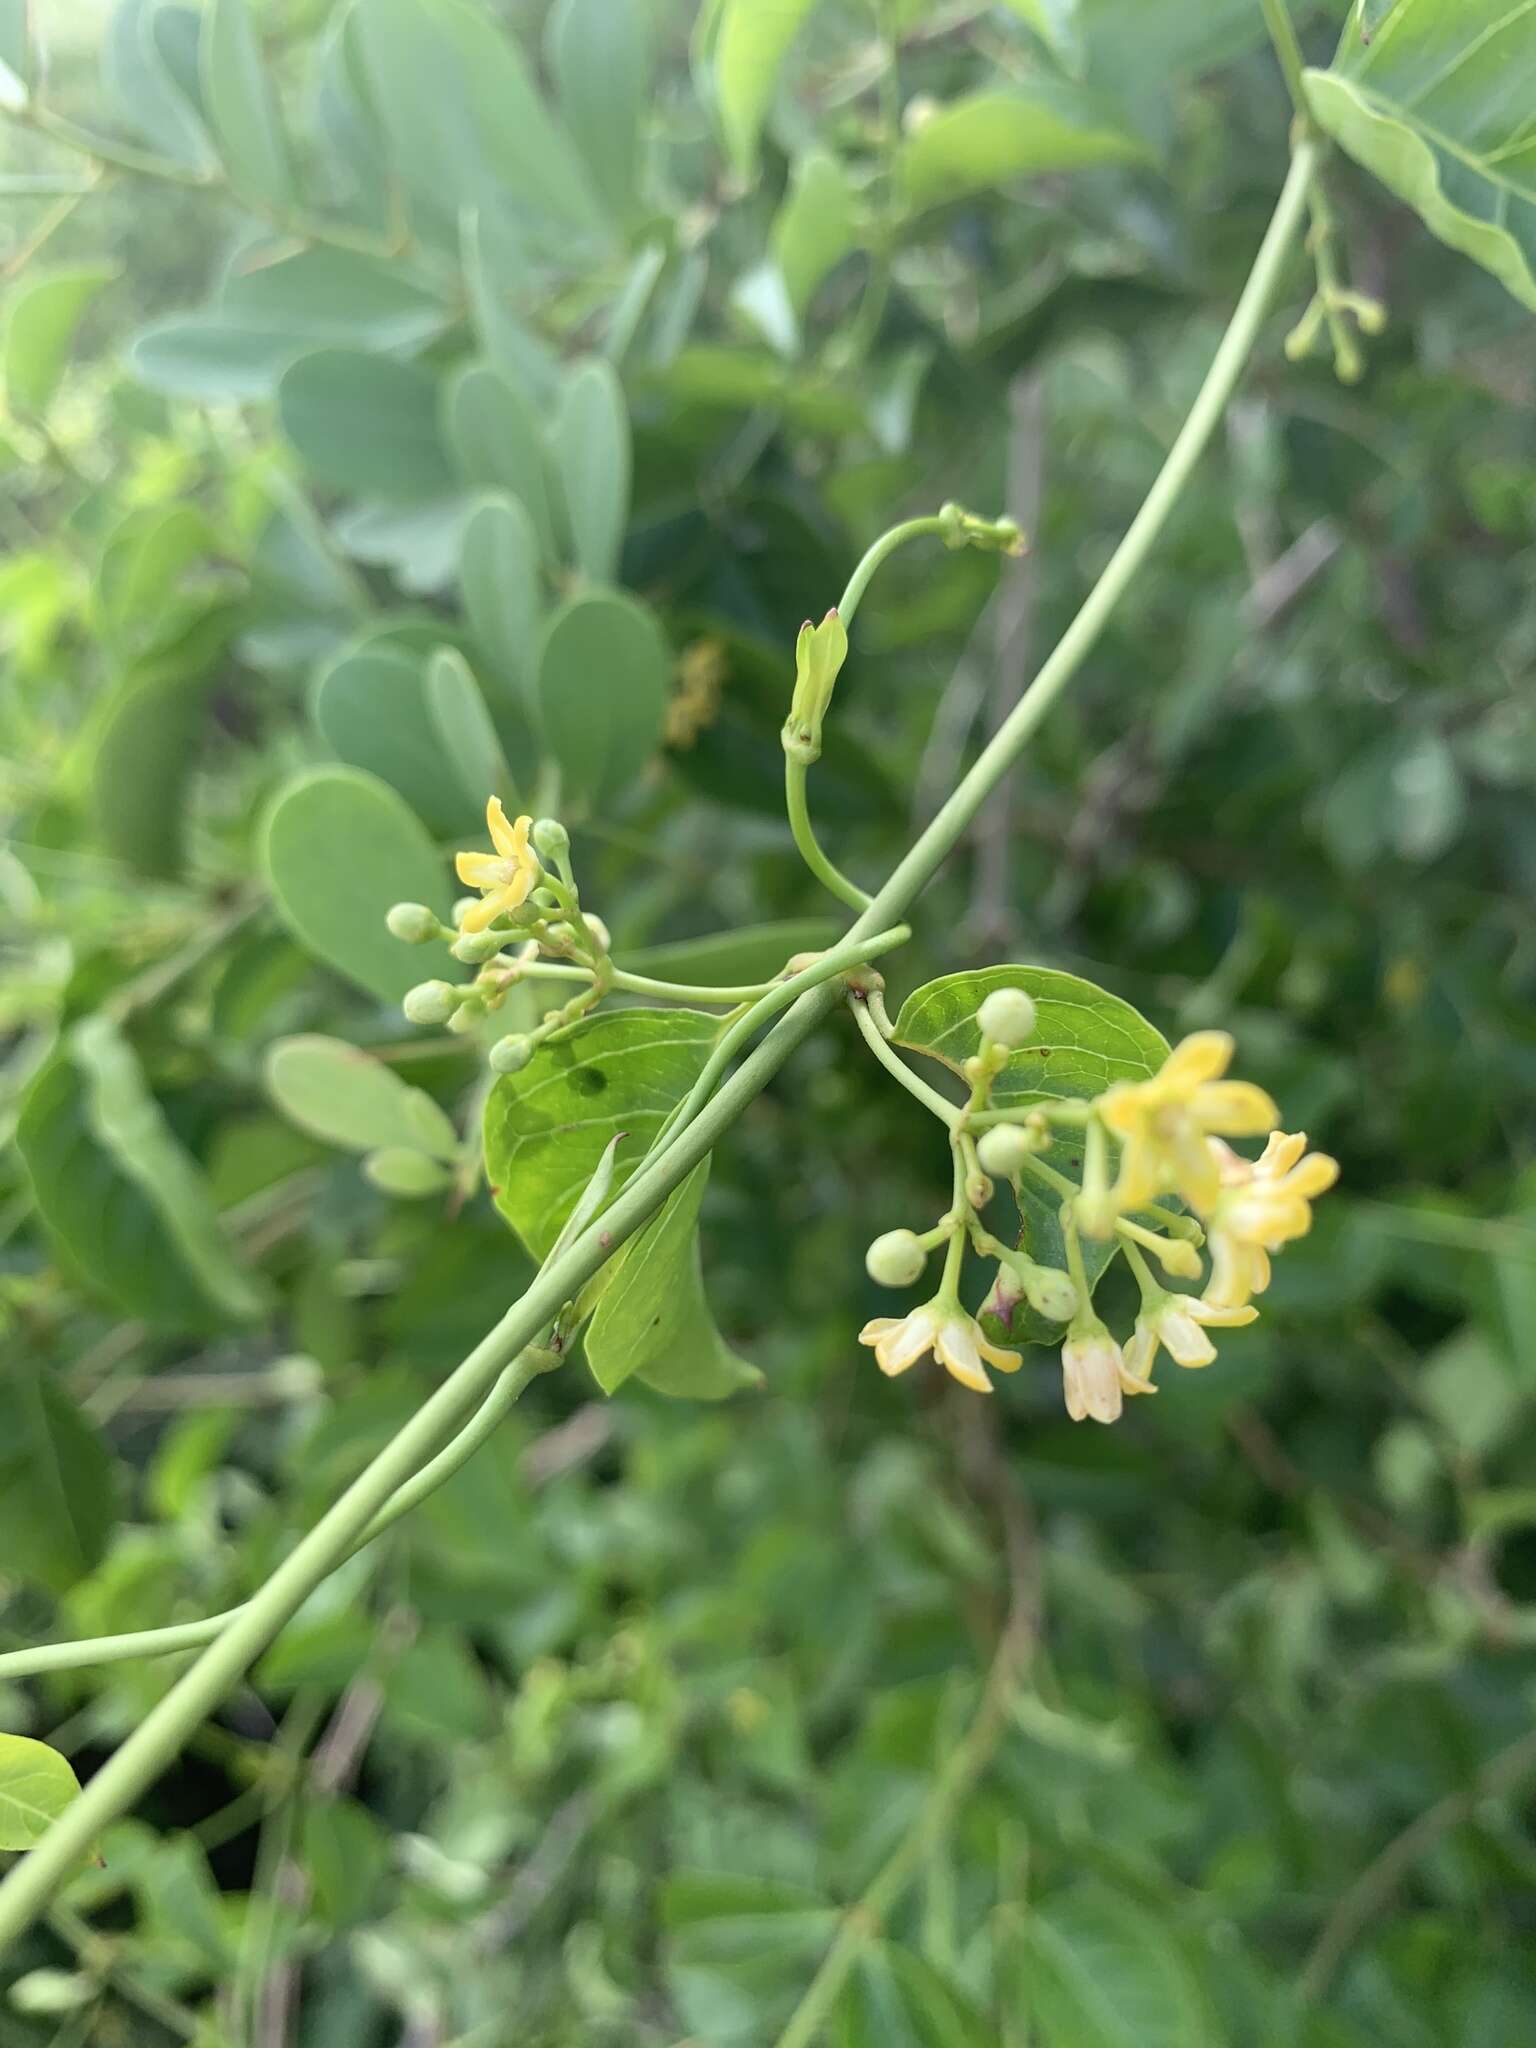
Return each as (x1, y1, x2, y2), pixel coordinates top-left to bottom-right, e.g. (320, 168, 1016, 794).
(531, 817, 569, 861)
(446, 1000, 483, 1035)
(976, 1123, 1041, 1178)
(582, 911, 611, 953)
(489, 1033, 535, 1075)
(965, 1167, 994, 1210)
(386, 901, 441, 944)
(451, 925, 506, 963)
(402, 979, 459, 1026)
(865, 1228, 928, 1289)
(1021, 1263, 1078, 1322)
(977, 987, 1037, 1048)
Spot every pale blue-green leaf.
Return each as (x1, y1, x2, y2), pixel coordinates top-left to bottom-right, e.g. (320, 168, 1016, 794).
(265, 1034, 458, 1160)
(483, 1007, 718, 1259)
(1305, 0, 1536, 313)
(536, 591, 668, 806)
(443, 362, 558, 563)
(363, 1147, 453, 1197)
(4, 265, 115, 414)
(102, 0, 216, 171)
(261, 765, 452, 1003)
(0, 0, 33, 105)
(546, 0, 652, 217)
(202, 0, 294, 207)
(278, 348, 453, 499)
(771, 149, 861, 311)
(900, 86, 1145, 213)
(312, 639, 472, 834)
(330, 495, 479, 597)
(586, 1160, 761, 1399)
(552, 357, 630, 581)
(426, 645, 515, 813)
(459, 492, 541, 717)
(460, 206, 564, 397)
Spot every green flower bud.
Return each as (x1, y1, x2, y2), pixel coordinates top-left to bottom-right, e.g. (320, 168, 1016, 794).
(1021, 1264, 1078, 1323)
(445, 1000, 483, 1036)
(489, 1033, 535, 1075)
(976, 1123, 1040, 1178)
(451, 925, 506, 963)
(402, 979, 459, 1026)
(386, 901, 441, 944)
(977, 986, 1037, 1048)
(532, 817, 569, 861)
(865, 1228, 928, 1289)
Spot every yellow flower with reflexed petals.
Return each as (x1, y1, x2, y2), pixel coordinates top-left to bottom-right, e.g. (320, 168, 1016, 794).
(1121, 1293, 1258, 1386)
(1203, 1131, 1339, 1309)
(454, 798, 540, 934)
(1097, 1030, 1278, 1216)
(859, 1301, 1021, 1395)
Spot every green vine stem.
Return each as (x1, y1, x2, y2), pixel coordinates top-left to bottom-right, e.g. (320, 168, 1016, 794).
(0, 138, 1317, 1947)
(785, 757, 873, 911)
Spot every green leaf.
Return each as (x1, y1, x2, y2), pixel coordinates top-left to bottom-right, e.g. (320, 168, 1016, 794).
(1304, 2, 1536, 314)
(102, 0, 215, 173)
(91, 604, 239, 879)
(261, 765, 452, 1003)
(265, 1034, 457, 1160)
(363, 1146, 453, 1197)
(664, 1872, 837, 2044)
(277, 348, 454, 499)
(552, 357, 631, 582)
(3, 265, 114, 415)
(443, 363, 558, 563)
(536, 591, 668, 806)
(330, 494, 479, 597)
(894, 967, 1168, 1345)
(459, 492, 541, 717)
(426, 646, 515, 813)
(586, 1160, 761, 1399)
(711, 0, 823, 180)
(312, 639, 472, 835)
(837, 1946, 1002, 2048)
(1023, 1886, 1214, 2047)
(68, 1014, 267, 1322)
(899, 87, 1145, 214)
(998, 0, 1084, 70)
(772, 149, 861, 312)
(483, 1007, 719, 1260)
(546, 0, 652, 217)
(201, 0, 294, 209)
(621, 919, 841, 988)
(0, 1736, 84, 1853)
(0, 1371, 117, 1593)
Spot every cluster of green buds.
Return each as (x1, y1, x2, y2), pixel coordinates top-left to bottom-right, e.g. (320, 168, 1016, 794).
(387, 799, 610, 1073)
(858, 987, 1339, 1425)
(1285, 171, 1386, 385)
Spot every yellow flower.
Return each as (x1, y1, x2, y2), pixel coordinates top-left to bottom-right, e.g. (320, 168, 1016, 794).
(1121, 1293, 1258, 1385)
(1097, 1030, 1278, 1215)
(1203, 1131, 1339, 1309)
(454, 798, 540, 934)
(859, 1301, 1021, 1395)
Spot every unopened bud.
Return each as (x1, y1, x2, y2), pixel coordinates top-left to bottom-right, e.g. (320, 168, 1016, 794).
(976, 1123, 1041, 1178)
(977, 987, 1037, 1048)
(965, 1168, 994, 1210)
(531, 817, 569, 861)
(445, 1000, 482, 1036)
(402, 979, 459, 1026)
(1021, 1263, 1078, 1322)
(386, 901, 441, 944)
(451, 925, 506, 963)
(865, 1228, 927, 1289)
(489, 1033, 535, 1075)
(583, 911, 610, 952)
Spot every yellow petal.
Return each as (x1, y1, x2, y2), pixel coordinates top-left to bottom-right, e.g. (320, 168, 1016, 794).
(975, 1332, 1023, 1374)
(1283, 1153, 1339, 1199)
(1190, 1080, 1280, 1136)
(456, 849, 501, 888)
(934, 1319, 993, 1394)
(1159, 1030, 1233, 1091)
(457, 890, 501, 934)
(1258, 1130, 1309, 1175)
(486, 796, 521, 860)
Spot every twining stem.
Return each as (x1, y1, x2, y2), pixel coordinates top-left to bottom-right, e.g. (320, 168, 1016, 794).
(0, 139, 1316, 1946)
(785, 757, 872, 910)
(837, 513, 950, 623)
(848, 995, 960, 1127)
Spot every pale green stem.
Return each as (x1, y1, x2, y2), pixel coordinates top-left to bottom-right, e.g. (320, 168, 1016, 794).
(1117, 1234, 1162, 1305)
(1018, 1151, 1078, 1202)
(0, 140, 1315, 1944)
(849, 995, 962, 1127)
(785, 755, 872, 911)
(609, 965, 778, 1004)
(1260, 0, 1309, 119)
(838, 514, 950, 623)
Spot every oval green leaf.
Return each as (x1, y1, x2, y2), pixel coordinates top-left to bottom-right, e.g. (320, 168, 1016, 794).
(3, 264, 115, 415)
(551, 357, 630, 582)
(459, 492, 542, 716)
(444, 363, 557, 562)
(277, 348, 454, 499)
(202, 0, 294, 208)
(535, 590, 668, 807)
(261, 765, 452, 1003)
(265, 1034, 458, 1160)
(898, 87, 1144, 215)
(0, 1371, 118, 1594)
(0, 1736, 84, 1854)
(312, 639, 471, 834)
(426, 646, 516, 813)
(546, 0, 651, 217)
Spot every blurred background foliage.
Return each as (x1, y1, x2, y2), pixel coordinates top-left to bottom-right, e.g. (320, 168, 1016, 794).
(2, 0, 1536, 2041)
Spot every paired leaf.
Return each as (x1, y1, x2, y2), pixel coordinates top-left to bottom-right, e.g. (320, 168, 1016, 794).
(772, 150, 861, 311)
(587, 1161, 760, 1399)
(102, 0, 216, 173)
(426, 646, 515, 813)
(0, 1736, 84, 1853)
(1305, 2, 1536, 312)
(483, 1008, 718, 1260)
(312, 639, 473, 834)
(202, 0, 294, 208)
(536, 591, 669, 807)
(264, 1035, 458, 1159)
(444, 363, 558, 563)
(278, 348, 454, 498)
(0, 1372, 117, 1594)
(546, 0, 652, 217)
(899, 87, 1145, 214)
(261, 766, 451, 1003)
(1023, 1886, 1214, 2047)
(459, 493, 541, 715)
(552, 358, 631, 582)
(3, 266, 115, 415)
(711, 0, 822, 180)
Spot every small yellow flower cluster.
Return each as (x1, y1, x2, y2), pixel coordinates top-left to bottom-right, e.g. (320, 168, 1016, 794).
(454, 797, 540, 932)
